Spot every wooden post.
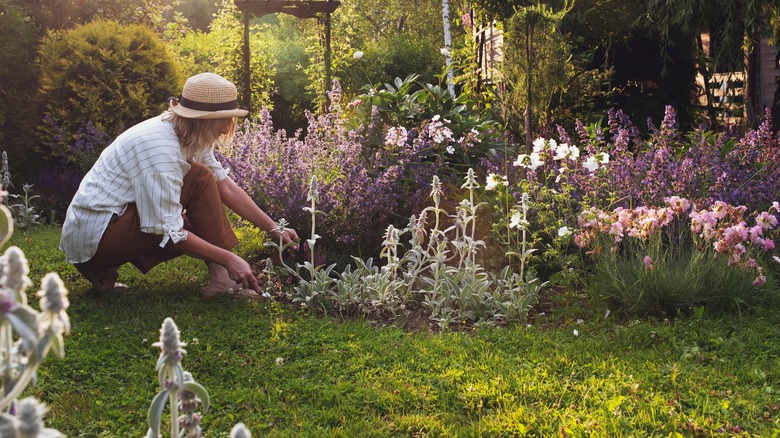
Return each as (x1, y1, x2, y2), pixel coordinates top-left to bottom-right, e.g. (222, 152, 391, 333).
(324, 7, 332, 110)
(242, 12, 251, 111)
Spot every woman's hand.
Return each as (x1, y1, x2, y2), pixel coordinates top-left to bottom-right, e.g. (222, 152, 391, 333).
(271, 228, 300, 252)
(223, 253, 260, 291)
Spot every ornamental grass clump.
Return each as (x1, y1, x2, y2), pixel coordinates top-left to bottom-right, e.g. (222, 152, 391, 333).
(575, 196, 780, 315)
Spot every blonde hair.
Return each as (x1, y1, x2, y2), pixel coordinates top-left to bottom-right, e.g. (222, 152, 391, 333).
(161, 110, 236, 155)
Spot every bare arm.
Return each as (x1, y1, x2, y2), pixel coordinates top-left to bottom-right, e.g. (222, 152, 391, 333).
(217, 177, 299, 248)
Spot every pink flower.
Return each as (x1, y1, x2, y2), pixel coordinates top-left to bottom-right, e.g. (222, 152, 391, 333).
(756, 211, 778, 230)
(608, 222, 624, 242)
(643, 255, 654, 271)
(753, 274, 766, 287)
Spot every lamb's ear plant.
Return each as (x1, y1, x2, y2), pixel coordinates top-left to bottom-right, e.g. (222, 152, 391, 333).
(289, 175, 337, 311)
(0, 197, 67, 437)
(146, 318, 210, 438)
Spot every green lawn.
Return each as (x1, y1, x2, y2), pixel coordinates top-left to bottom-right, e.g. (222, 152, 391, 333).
(12, 226, 780, 436)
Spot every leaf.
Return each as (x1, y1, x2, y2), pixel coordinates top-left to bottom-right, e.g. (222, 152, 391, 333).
(147, 390, 169, 436)
(0, 205, 13, 246)
(183, 381, 211, 411)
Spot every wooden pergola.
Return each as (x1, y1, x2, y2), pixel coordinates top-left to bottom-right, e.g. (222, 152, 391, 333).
(232, 0, 341, 110)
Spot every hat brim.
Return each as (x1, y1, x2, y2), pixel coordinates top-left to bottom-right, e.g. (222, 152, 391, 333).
(170, 101, 248, 119)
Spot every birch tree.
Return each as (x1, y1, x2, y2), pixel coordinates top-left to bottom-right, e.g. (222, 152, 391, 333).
(441, 0, 456, 96)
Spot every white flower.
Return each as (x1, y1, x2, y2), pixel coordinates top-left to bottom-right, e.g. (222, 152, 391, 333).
(191, 337, 199, 345)
(553, 143, 571, 160)
(275, 357, 285, 366)
(604, 309, 611, 318)
(573, 329, 579, 336)
(547, 139, 558, 151)
(597, 152, 610, 164)
(569, 145, 580, 159)
(513, 154, 529, 167)
(509, 210, 523, 229)
(557, 226, 571, 237)
(532, 137, 546, 153)
(773, 255, 780, 264)
(446, 145, 455, 154)
(440, 48, 450, 57)
(485, 173, 508, 190)
(583, 156, 600, 173)
(353, 51, 363, 60)
(528, 152, 544, 170)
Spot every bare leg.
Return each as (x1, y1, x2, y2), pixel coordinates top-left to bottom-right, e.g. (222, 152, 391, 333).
(201, 262, 241, 296)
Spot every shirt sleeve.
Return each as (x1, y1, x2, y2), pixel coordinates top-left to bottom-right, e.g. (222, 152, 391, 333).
(134, 171, 185, 238)
(201, 149, 229, 181)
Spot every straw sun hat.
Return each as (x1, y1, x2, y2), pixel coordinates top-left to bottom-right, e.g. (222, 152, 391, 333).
(169, 72, 248, 119)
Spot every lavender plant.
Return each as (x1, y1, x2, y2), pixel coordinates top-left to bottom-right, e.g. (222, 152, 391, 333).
(219, 82, 419, 254)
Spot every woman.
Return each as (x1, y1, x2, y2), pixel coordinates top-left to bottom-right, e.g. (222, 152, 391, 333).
(60, 72, 298, 295)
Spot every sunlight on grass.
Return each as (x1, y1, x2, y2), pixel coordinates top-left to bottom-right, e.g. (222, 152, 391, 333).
(11, 227, 780, 436)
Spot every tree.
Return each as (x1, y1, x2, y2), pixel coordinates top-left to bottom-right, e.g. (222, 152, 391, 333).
(499, 2, 574, 148)
(0, 0, 40, 177)
(643, 0, 780, 125)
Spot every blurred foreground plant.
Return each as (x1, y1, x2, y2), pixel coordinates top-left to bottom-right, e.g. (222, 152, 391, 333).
(146, 317, 253, 438)
(0, 193, 67, 437)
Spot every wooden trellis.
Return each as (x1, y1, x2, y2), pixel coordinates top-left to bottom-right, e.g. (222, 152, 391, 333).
(232, 0, 341, 109)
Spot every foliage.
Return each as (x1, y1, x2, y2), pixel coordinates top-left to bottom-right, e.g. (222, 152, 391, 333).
(36, 19, 181, 168)
(10, 0, 180, 31)
(0, 200, 68, 437)
(230, 214, 272, 264)
(353, 73, 504, 173)
(0, 0, 40, 178)
(9, 184, 42, 230)
(171, 0, 274, 115)
(220, 82, 436, 254)
(498, 2, 577, 142)
(338, 33, 442, 97)
(576, 198, 779, 314)
(255, 15, 315, 134)
(266, 170, 547, 328)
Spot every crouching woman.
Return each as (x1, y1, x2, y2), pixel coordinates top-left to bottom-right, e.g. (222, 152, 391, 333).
(60, 72, 298, 295)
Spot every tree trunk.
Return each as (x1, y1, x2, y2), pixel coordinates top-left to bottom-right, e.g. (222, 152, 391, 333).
(525, 20, 534, 152)
(745, 28, 761, 125)
(441, 0, 456, 97)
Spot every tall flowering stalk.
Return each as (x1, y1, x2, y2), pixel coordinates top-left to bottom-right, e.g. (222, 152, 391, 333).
(146, 318, 209, 438)
(0, 200, 67, 437)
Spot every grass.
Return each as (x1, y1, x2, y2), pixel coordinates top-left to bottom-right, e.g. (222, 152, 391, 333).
(11, 226, 780, 436)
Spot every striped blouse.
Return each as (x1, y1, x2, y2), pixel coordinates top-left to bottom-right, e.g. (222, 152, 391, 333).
(59, 115, 228, 264)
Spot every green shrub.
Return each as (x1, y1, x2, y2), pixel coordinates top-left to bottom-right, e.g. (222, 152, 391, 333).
(172, 0, 273, 115)
(36, 19, 181, 168)
(0, 0, 40, 178)
(338, 33, 441, 97)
